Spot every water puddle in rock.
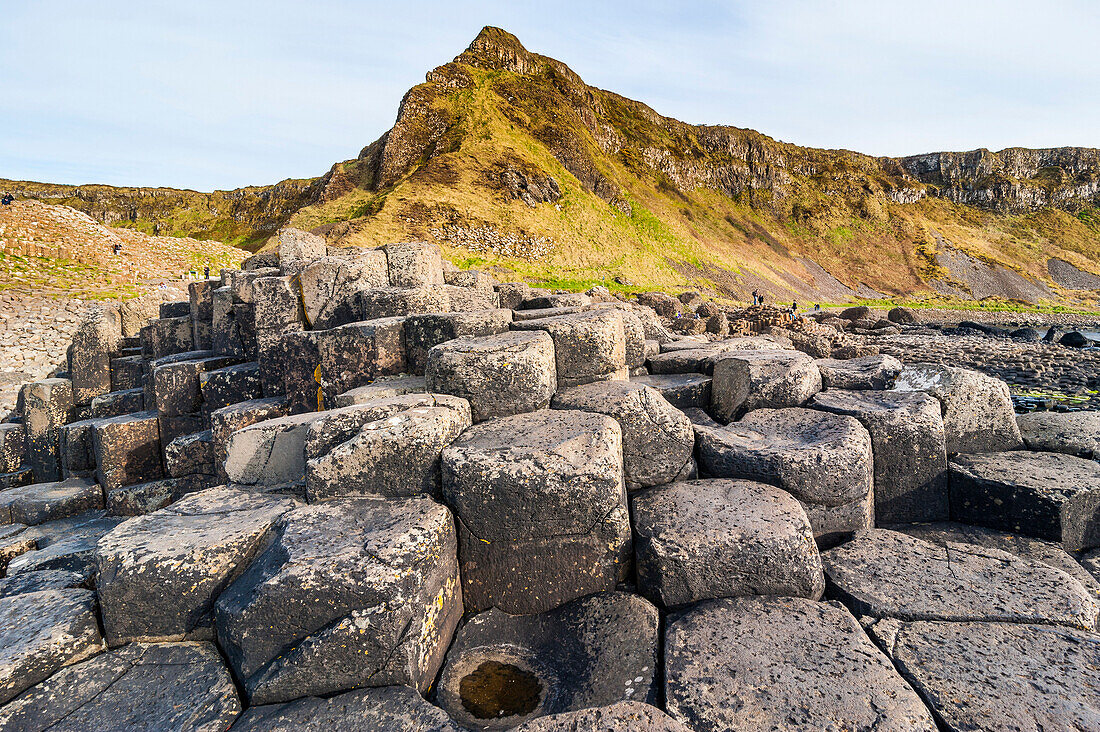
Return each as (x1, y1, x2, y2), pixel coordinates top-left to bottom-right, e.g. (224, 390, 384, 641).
(459, 660, 542, 720)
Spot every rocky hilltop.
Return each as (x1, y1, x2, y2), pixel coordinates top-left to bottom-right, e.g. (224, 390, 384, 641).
(5, 27, 1100, 305)
(0, 232, 1098, 729)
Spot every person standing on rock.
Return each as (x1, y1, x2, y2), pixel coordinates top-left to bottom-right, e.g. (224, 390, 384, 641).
(751, 290, 759, 306)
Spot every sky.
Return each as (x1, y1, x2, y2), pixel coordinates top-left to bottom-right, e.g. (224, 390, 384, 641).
(1, 0, 1098, 191)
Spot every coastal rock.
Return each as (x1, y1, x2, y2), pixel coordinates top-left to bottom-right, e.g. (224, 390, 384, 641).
(632, 479, 823, 607)
(435, 592, 659, 730)
(231, 686, 459, 732)
(664, 596, 936, 732)
(1016, 410, 1100, 459)
(710, 350, 821, 422)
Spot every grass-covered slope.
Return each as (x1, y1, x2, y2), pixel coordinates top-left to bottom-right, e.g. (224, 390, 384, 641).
(286, 27, 1100, 306)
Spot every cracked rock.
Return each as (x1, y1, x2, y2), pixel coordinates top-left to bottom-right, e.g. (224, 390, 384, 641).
(664, 596, 936, 732)
(214, 496, 461, 704)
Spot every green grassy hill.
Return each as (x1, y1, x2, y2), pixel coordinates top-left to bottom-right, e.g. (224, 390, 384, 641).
(6, 27, 1100, 308)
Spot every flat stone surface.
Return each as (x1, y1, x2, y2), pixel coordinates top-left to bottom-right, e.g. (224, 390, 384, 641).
(1017, 410, 1100, 458)
(0, 588, 105, 704)
(0, 477, 102, 526)
(552, 381, 693, 490)
(231, 686, 459, 732)
(892, 363, 1022, 453)
(426, 330, 557, 422)
(215, 497, 461, 704)
(512, 702, 689, 732)
(7, 513, 125, 579)
(949, 450, 1100, 550)
(442, 410, 630, 614)
(873, 620, 1100, 732)
(629, 372, 711, 409)
(893, 521, 1100, 602)
(814, 354, 903, 390)
(822, 528, 1098, 629)
(333, 375, 425, 407)
(95, 487, 298, 646)
(0, 569, 85, 599)
(436, 592, 659, 731)
(664, 596, 936, 732)
(632, 479, 823, 608)
(810, 389, 948, 523)
(0, 641, 240, 732)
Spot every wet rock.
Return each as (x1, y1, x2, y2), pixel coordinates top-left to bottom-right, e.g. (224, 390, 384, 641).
(0, 476, 102, 526)
(814, 354, 903, 390)
(406, 309, 513, 374)
(892, 363, 1022, 453)
(629, 372, 711, 409)
(95, 486, 298, 646)
(512, 310, 628, 387)
(0, 641, 241, 731)
(710, 350, 821, 421)
(441, 410, 630, 614)
(1059, 330, 1091, 348)
(305, 394, 471, 501)
(231, 686, 459, 732)
(949, 450, 1100, 550)
(696, 408, 873, 540)
(0, 569, 85, 599)
(436, 592, 659, 731)
(90, 411, 163, 492)
(426, 331, 556, 422)
(0, 588, 105, 704)
(876, 620, 1100, 732)
(215, 497, 461, 704)
(512, 702, 689, 732)
(632, 479, 823, 607)
(821, 528, 1098, 629)
(1016, 410, 1100, 459)
(664, 596, 936, 732)
(5, 513, 124, 579)
(810, 389, 948, 523)
(552, 381, 693, 490)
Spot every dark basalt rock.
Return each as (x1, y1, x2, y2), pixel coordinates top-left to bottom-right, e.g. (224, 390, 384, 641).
(821, 529, 1098, 629)
(231, 685, 459, 732)
(435, 592, 660, 730)
(664, 596, 936, 732)
(0, 642, 241, 731)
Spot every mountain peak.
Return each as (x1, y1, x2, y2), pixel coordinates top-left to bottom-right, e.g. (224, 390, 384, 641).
(456, 26, 542, 75)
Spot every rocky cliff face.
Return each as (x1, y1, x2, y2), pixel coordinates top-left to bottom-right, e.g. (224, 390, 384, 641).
(4, 27, 1100, 302)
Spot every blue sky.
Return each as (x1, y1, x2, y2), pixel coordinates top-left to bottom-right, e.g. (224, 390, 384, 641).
(2, 0, 1097, 191)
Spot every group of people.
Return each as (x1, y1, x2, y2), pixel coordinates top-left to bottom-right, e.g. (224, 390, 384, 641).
(751, 290, 823, 321)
